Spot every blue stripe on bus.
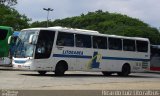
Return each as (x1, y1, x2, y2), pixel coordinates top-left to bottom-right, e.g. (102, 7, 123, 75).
(53, 54, 150, 61)
(102, 57, 150, 61)
(53, 54, 92, 59)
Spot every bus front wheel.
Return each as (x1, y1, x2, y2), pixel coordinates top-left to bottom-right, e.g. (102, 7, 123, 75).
(38, 71, 47, 75)
(117, 64, 130, 76)
(55, 61, 68, 76)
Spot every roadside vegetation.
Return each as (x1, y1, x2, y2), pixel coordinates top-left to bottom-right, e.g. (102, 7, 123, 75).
(1, 0, 160, 44)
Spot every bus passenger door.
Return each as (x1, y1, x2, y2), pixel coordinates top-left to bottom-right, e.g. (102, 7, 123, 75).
(34, 30, 55, 71)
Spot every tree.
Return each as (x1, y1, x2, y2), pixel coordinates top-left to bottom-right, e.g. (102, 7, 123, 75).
(0, 5, 30, 30)
(0, 0, 17, 6)
(31, 10, 160, 44)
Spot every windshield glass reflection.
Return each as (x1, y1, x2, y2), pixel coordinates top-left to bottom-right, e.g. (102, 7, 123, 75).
(14, 30, 38, 58)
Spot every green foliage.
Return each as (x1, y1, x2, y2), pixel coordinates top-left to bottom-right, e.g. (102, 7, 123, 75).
(31, 10, 160, 44)
(0, 5, 30, 30)
(0, 0, 17, 6)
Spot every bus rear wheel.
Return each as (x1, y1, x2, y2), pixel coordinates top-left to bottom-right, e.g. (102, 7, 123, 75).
(38, 71, 47, 75)
(102, 72, 113, 76)
(117, 64, 130, 76)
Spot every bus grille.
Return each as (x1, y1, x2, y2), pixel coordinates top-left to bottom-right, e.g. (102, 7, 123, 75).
(14, 60, 26, 64)
(142, 61, 149, 69)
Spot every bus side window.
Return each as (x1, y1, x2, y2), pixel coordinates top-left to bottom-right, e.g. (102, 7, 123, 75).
(108, 37, 122, 50)
(0, 29, 8, 40)
(56, 32, 74, 47)
(136, 41, 148, 52)
(76, 40, 83, 47)
(75, 34, 91, 48)
(123, 39, 135, 51)
(93, 36, 107, 49)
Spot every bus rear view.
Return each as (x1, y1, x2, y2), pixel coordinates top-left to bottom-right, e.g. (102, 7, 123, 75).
(0, 26, 13, 66)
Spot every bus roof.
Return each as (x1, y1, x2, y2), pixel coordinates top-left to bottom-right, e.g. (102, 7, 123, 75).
(0, 26, 13, 30)
(48, 26, 99, 34)
(22, 26, 149, 41)
(22, 26, 99, 34)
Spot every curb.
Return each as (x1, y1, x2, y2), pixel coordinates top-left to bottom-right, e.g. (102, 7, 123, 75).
(145, 71, 160, 74)
(0, 67, 23, 71)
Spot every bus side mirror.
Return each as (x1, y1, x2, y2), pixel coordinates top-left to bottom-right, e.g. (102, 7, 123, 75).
(29, 35, 37, 44)
(8, 36, 12, 44)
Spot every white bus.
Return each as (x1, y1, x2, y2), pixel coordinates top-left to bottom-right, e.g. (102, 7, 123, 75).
(12, 26, 150, 76)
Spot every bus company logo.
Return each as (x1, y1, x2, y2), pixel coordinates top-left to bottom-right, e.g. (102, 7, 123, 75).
(87, 52, 102, 69)
(62, 50, 83, 55)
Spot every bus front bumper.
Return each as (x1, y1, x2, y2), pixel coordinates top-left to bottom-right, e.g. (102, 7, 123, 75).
(12, 57, 35, 70)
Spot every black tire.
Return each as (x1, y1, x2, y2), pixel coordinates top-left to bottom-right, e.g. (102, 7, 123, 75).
(102, 72, 113, 76)
(38, 71, 47, 75)
(117, 64, 130, 76)
(55, 63, 66, 76)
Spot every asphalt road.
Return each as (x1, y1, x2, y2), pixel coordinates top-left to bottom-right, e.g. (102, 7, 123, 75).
(0, 69, 160, 90)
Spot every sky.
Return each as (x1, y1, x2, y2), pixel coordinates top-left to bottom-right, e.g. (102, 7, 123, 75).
(15, 0, 160, 28)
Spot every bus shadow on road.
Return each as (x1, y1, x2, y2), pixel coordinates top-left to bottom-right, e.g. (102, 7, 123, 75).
(20, 73, 104, 77)
(19, 73, 159, 78)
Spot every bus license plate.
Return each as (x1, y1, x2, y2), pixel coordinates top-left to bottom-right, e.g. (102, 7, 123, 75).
(18, 65, 22, 68)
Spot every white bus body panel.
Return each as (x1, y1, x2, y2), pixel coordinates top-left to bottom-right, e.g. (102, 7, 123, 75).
(13, 46, 150, 72)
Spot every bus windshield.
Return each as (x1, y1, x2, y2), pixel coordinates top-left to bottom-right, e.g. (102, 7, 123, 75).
(0, 29, 8, 40)
(14, 30, 38, 58)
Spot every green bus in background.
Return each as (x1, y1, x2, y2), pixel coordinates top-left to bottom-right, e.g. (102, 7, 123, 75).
(0, 26, 13, 66)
